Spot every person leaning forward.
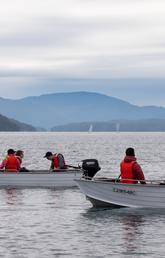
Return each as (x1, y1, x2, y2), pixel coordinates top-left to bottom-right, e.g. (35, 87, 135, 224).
(44, 152, 67, 171)
(119, 147, 146, 184)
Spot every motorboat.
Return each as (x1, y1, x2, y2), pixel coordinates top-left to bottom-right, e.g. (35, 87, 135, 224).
(0, 159, 101, 189)
(0, 169, 82, 188)
(75, 178, 165, 208)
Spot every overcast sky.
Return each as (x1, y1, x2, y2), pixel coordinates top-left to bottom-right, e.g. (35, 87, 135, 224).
(0, 0, 165, 106)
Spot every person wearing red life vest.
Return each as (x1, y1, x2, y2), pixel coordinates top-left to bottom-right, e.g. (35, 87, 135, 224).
(0, 149, 20, 172)
(44, 151, 67, 171)
(120, 147, 146, 184)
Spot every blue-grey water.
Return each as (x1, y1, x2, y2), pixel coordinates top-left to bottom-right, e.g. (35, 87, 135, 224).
(0, 132, 165, 258)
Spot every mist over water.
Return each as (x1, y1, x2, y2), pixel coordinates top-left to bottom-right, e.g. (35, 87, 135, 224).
(0, 132, 165, 257)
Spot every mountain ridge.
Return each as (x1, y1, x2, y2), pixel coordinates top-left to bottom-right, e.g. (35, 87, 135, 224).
(0, 91, 165, 129)
(0, 113, 36, 131)
(51, 119, 165, 132)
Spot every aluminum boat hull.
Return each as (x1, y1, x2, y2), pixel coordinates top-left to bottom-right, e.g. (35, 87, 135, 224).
(0, 169, 82, 188)
(75, 178, 165, 208)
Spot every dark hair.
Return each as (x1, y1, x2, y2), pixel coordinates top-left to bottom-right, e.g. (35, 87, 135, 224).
(16, 150, 24, 156)
(44, 151, 53, 158)
(7, 149, 15, 155)
(126, 147, 135, 156)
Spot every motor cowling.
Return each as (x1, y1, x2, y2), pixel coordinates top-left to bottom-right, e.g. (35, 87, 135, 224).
(82, 159, 101, 179)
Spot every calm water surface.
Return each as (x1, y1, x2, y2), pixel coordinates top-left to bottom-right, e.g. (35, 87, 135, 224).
(0, 132, 165, 257)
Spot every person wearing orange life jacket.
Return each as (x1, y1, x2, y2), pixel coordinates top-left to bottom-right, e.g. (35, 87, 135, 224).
(44, 151, 67, 171)
(120, 147, 146, 184)
(0, 149, 20, 172)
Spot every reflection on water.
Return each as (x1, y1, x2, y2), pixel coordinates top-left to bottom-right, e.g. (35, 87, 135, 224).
(121, 214, 144, 254)
(0, 187, 165, 257)
(3, 188, 19, 205)
(82, 206, 165, 257)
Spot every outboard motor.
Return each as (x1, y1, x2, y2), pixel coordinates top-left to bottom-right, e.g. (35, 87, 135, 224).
(82, 159, 101, 180)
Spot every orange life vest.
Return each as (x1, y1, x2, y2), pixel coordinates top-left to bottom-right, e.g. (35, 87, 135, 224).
(120, 160, 136, 184)
(5, 155, 18, 172)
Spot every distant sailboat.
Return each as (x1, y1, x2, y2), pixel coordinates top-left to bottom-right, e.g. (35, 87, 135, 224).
(116, 122, 120, 132)
(88, 124, 93, 132)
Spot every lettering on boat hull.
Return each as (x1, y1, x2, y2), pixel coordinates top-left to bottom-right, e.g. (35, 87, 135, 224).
(113, 187, 136, 195)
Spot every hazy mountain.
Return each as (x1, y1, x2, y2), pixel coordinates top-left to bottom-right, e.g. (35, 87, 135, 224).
(51, 119, 165, 132)
(0, 113, 36, 131)
(0, 92, 165, 129)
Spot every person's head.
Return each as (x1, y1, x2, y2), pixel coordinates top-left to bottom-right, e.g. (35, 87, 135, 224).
(7, 149, 15, 155)
(16, 150, 24, 158)
(44, 151, 53, 160)
(126, 147, 135, 157)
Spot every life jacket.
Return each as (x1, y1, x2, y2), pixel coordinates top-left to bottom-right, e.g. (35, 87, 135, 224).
(5, 155, 19, 172)
(120, 160, 136, 184)
(52, 153, 67, 169)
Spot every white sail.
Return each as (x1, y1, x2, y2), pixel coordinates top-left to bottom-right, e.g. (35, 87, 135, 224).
(116, 122, 120, 132)
(88, 124, 93, 132)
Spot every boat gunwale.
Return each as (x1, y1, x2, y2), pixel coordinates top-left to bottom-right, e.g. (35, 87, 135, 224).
(0, 169, 82, 175)
(76, 178, 165, 188)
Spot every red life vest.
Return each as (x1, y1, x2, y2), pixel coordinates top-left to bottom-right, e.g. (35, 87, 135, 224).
(120, 160, 137, 184)
(5, 155, 19, 172)
(52, 153, 66, 169)
(53, 154, 59, 168)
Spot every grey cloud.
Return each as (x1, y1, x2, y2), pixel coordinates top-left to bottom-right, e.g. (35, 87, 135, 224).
(0, 48, 165, 79)
(0, 15, 159, 48)
(0, 68, 58, 77)
(0, 0, 165, 89)
(0, 17, 87, 47)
